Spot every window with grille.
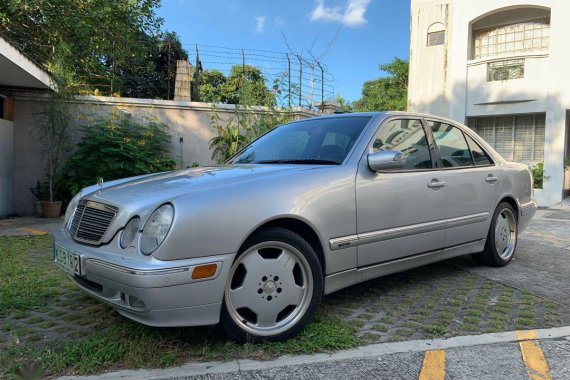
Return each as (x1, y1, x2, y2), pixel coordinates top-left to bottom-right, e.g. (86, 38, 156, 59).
(473, 18, 550, 60)
(427, 31, 445, 47)
(467, 114, 545, 163)
(488, 59, 525, 81)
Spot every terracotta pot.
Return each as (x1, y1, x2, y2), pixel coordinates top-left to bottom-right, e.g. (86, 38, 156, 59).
(41, 201, 63, 218)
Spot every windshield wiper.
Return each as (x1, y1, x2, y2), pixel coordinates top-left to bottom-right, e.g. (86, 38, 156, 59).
(256, 159, 341, 165)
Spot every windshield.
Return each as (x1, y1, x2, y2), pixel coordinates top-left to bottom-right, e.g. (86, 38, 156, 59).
(230, 116, 372, 165)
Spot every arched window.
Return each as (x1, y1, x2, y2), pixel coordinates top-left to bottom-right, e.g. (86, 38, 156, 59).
(472, 8, 550, 59)
(427, 22, 445, 47)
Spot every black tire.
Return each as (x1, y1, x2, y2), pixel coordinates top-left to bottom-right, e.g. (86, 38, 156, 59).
(220, 227, 323, 343)
(472, 202, 518, 267)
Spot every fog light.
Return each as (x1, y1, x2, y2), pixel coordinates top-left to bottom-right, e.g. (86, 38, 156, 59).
(192, 264, 218, 280)
(128, 295, 146, 309)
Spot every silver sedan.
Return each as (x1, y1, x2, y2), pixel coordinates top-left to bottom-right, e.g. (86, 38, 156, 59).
(52, 112, 536, 342)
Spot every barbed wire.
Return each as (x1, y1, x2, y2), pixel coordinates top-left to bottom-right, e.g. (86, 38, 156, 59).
(186, 44, 336, 109)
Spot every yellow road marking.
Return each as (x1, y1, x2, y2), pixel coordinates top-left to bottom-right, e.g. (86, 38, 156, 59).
(517, 330, 552, 380)
(20, 227, 48, 236)
(419, 350, 446, 380)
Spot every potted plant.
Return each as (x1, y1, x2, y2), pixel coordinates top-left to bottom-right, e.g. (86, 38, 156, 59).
(34, 91, 72, 218)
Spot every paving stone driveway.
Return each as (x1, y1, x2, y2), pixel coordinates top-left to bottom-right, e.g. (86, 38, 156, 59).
(1, 209, 569, 356)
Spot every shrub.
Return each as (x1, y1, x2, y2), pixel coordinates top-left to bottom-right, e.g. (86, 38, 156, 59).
(209, 105, 292, 164)
(62, 113, 176, 197)
(532, 163, 546, 189)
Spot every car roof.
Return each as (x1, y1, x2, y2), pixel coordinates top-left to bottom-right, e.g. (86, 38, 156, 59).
(307, 111, 466, 126)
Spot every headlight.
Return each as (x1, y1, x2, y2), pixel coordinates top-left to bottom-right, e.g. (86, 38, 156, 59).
(140, 204, 174, 255)
(120, 217, 140, 249)
(64, 191, 82, 229)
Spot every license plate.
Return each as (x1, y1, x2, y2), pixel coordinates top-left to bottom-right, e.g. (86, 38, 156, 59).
(53, 243, 81, 276)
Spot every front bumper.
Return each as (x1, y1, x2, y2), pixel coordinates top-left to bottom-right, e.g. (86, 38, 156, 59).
(52, 228, 235, 327)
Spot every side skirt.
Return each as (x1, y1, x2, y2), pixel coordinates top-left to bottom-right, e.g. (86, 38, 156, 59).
(323, 239, 485, 295)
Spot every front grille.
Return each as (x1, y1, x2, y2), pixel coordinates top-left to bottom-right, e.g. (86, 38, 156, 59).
(70, 200, 118, 245)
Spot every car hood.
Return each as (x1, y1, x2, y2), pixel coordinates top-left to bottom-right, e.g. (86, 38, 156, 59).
(83, 165, 325, 210)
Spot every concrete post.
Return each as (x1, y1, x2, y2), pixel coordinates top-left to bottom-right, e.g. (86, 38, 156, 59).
(316, 101, 340, 115)
(174, 60, 192, 102)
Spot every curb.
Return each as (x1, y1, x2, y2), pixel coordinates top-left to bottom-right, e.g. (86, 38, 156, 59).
(56, 326, 570, 380)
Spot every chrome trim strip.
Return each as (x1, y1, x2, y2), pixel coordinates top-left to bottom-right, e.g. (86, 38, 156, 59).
(329, 234, 359, 250)
(329, 212, 490, 251)
(446, 212, 489, 229)
(358, 219, 446, 246)
(86, 258, 194, 276)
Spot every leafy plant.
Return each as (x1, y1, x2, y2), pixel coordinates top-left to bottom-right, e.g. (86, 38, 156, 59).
(209, 105, 292, 164)
(33, 44, 76, 203)
(62, 112, 176, 197)
(353, 57, 409, 112)
(29, 181, 49, 202)
(532, 163, 549, 189)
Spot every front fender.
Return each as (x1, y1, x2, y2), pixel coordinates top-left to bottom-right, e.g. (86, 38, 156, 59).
(152, 166, 357, 274)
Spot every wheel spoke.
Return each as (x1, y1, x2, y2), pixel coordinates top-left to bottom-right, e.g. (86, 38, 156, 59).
(240, 249, 267, 272)
(229, 283, 255, 309)
(254, 302, 280, 327)
(275, 250, 297, 273)
(280, 284, 305, 307)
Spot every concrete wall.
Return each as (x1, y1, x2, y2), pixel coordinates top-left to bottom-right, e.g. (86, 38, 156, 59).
(0, 119, 13, 217)
(409, 0, 570, 207)
(11, 94, 318, 215)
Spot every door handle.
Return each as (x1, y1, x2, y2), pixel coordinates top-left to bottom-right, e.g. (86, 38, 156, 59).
(485, 175, 499, 183)
(427, 179, 446, 189)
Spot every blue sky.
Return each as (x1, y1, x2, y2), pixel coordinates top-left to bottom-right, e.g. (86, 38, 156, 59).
(158, 0, 411, 102)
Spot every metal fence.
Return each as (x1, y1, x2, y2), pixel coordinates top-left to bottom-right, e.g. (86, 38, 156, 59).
(184, 43, 336, 110)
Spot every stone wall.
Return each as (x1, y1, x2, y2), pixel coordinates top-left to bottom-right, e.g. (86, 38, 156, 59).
(12, 93, 318, 215)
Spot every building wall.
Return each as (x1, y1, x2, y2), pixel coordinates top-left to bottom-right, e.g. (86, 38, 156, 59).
(0, 118, 13, 217)
(12, 94, 317, 215)
(409, 0, 569, 206)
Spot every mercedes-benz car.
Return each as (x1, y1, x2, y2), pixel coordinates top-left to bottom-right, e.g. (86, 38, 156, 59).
(53, 112, 536, 342)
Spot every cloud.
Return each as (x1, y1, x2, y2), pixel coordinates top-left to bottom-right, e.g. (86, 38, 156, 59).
(255, 16, 266, 33)
(310, 0, 370, 26)
(274, 16, 286, 27)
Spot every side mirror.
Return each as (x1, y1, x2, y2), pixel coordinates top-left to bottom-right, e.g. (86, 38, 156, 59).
(367, 150, 406, 172)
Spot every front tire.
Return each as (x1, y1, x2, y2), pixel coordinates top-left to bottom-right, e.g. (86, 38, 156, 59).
(220, 227, 323, 343)
(472, 202, 518, 267)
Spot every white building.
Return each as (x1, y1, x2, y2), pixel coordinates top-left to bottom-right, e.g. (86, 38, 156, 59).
(408, 0, 570, 206)
(0, 36, 53, 217)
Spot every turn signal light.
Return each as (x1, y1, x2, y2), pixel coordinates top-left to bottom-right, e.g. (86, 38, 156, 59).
(191, 264, 218, 280)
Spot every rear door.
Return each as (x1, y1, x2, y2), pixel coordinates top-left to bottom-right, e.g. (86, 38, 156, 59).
(355, 118, 447, 267)
(427, 120, 500, 247)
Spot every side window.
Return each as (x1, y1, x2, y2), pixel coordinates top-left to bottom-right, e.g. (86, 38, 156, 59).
(466, 134, 493, 166)
(373, 119, 433, 170)
(429, 121, 474, 168)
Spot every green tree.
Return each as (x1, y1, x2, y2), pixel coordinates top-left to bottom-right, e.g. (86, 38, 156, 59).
(198, 65, 275, 106)
(199, 70, 227, 103)
(0, 0, 163, 95)
(353, 58, 409, 112)
(121, 32, 189, 99)
(335, 94, 353, 113)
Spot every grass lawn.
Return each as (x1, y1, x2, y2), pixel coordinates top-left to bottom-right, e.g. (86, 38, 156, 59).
(1, 235, 567, 378)
(0, 236, 358, 378)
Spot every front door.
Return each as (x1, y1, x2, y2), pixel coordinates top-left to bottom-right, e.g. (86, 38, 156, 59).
(428, 120, 500, 247)
(356, 118, 446, 267)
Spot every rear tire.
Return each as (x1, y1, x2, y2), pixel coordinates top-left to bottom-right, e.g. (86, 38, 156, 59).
(220, 227, 323, 343)
(472, 202, 518, 267)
